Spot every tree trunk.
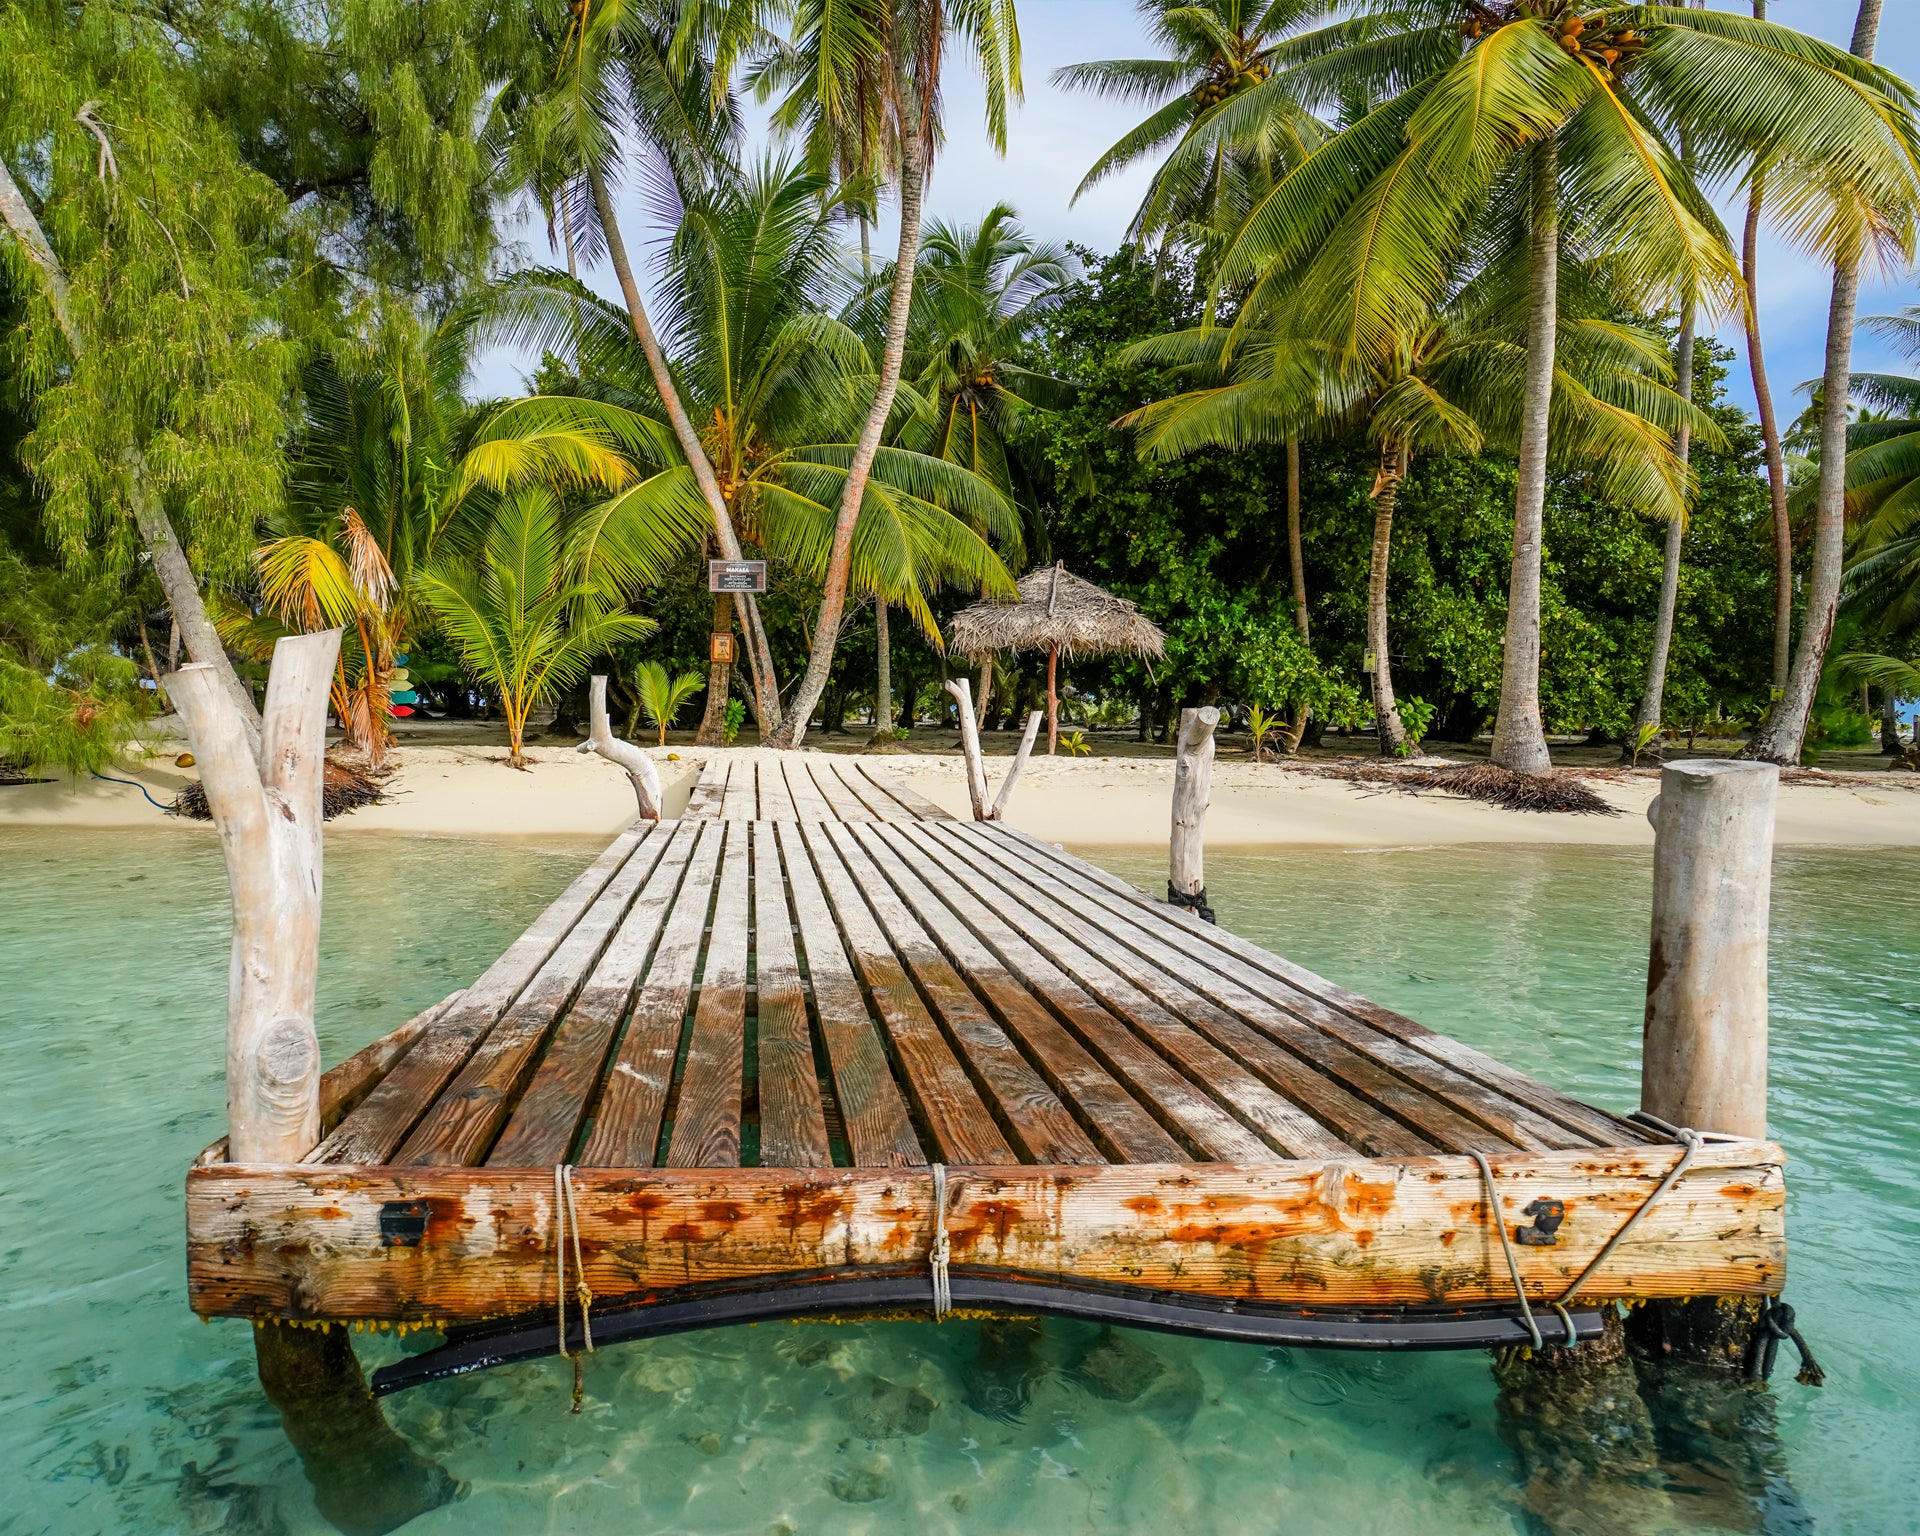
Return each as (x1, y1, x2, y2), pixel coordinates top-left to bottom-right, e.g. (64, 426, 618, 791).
(1747, 0, 1880, 763)
(585, 159, 780, 733)
(1882, 689, 1903, 753)
(1280, 434, 1312, 755)
(582, 674, 662, 819)
(1490, 138, 1561, 776)
(868, 599, 894, 745)
(1632, 298, 1697, 747)
(1367, 442, 1409, 757)
(1046, 643, 1060, 755)
(772, 91, 927, 748)
(695, 592, 732, 746)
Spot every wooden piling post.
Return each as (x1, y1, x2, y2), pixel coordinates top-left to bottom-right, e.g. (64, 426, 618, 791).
(989, 710, 1044, 821)
(945, 677, 991, 819)
(1169, 706, 1218, 922)
(580, 674, 663, 820)
(1641, 759, 1778, 1140)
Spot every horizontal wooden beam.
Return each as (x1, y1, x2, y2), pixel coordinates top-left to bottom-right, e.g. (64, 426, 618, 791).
(187, 1143, 1783, 1323)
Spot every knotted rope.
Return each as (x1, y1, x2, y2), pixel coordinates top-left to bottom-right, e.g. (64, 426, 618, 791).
(554, 1163, 595, 1412)
(929, 1164, 952, 1318)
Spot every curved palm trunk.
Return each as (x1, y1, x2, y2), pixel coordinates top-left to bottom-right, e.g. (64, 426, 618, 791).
(1632, 298, 1697, 748)
(585, 161, 781, 733)
(1489, 138, 1561, 776)
(869, 600, 894, 746)
(1367, 444, 1409, 758)
(1748, 0, 1881, 764)
(1281, 434, 1311, 755)
(772, 95, 927, 749)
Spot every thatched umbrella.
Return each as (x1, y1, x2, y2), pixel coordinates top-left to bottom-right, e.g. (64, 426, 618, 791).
(948, 562, 1166, 753)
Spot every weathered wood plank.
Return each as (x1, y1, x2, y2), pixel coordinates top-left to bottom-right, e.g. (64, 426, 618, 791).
(887, 822, 1275, 1163)
(779, 758, 836, 821)
(798, 820, 1014, 1163)
(309, 827, 650, 1165)
(665, 822, 753, 1167)
(720, 759, 758, 821)
(803, 759, 877, 822)
(576, 822, 726, 1166)
(187, 1141, 1788, 1322)
(1001, 828, 1651, 1147)
(755, 759, 798, 822)
(487, 822, 704, 1166)
(749, 821, 831, 1168)
(820, 821, 1101, 1164)
(916, 825, 1369, 1160)
(856, 763, 954, 821)
(683, 760, 728, 819)
(851, 824, 1184, 1163)
(773, 821, 923, 1166)
(835, 759, 916, 822)
(319, 992, 461, 1135)
(980, 829, 1589, 1152)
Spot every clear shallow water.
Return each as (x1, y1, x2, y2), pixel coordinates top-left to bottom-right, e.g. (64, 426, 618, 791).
(1, 829, 1915, 1535)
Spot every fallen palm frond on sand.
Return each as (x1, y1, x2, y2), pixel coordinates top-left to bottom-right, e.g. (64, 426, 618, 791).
(1301, 759, 1621, 816)
(172, 758, 387, 821)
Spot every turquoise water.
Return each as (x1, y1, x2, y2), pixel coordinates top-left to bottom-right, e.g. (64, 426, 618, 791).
(1, 829, 1916, 1535)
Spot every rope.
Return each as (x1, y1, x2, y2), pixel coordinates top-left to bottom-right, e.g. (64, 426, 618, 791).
(1746, 1298, 1826, 1387)
(553, 1164, 595, 1412)
(90, 769, 171, 811)
(1166, 883, 1216, 925)
(929, 1163, 952, 1319)
(1471, 1150, 1544, 1350)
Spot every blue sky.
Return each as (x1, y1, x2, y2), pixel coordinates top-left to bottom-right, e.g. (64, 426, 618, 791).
(480, 1, 1920, 425)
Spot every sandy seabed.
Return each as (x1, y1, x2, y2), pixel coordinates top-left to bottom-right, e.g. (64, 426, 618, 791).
(7, 738, 1919, 848)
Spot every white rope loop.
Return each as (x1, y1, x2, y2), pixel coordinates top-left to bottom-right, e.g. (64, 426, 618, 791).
(929, 1163, 952, 1319)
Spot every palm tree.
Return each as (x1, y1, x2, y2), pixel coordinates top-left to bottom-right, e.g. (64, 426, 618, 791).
(1208, 3, 1920, 773)
(759, 0, 1024, 748)
(419, 487, 656, 767)
(630, 659, 706, 744)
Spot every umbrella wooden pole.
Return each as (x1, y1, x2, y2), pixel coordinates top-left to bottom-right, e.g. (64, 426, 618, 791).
(1047, 644, 1059, 755)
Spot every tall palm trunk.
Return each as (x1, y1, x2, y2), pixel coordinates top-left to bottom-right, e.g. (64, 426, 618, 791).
(1489, 138, 1561, 776)
(1280, 434, 1311, 755)
(695, 592, 733, 745)
(1, 156, 262, 755)
(585, 160, 781, 733)
(1747, 0, 1881, 763)
(1743, 1, 1794, 695)
(772, 89, 927, 748)
(1367, 442, 1409, 757)
(1632, 296, 1697, 747)
(869, 600, 894, 746)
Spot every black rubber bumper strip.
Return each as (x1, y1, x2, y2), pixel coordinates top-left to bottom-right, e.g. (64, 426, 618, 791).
(370, 1269, 1604, 1395)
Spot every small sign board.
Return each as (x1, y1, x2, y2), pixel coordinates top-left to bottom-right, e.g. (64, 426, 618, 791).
(708, 559, 768, 593)
(710, 632, 735, 664)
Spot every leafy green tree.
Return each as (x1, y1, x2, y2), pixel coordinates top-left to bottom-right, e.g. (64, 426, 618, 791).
(419, 488, 656, 767)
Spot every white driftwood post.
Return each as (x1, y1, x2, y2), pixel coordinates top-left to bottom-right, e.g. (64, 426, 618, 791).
(168, 629, 340, 1164)
(989, 710, 1044, 821)
(945, 677, 991, 820)
(580, 674, 663, 820)
(1169, 706, 1219, 923)
(1641, 759, 1779, 1140)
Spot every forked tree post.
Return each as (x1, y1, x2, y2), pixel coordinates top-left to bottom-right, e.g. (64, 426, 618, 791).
(989, 710, 1044, 821)
(1641, 760, 1778, 1141)
(167, 628, 455, 1535)
(580, 674, 663, 820)
(1169, 707, 1218, 922)
(945, 677, 991, 820)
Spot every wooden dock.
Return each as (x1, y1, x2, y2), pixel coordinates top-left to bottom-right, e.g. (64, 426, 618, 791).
(186, 758, 1785, 1395)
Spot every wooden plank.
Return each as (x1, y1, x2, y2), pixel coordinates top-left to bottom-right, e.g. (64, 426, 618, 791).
(886, 822, 1275, 1163)
(683, 760, 728, 819)
(665, 822, 754, 1167)
(188, 1140, 1788, 1321)
(780, 757, 836, 820)
(851, 824, 1184, 1163)
(487, 822, 704, 1166)
(755, 758, 797, 822)
(576, 821, 727, 1166)
(821, 821, 1101, 1164)
(980, 829, 1590, 1152)
(720, 759, 758, 821)
(803, 759, 877, 822)
(855, 762, 954, 820)
(912, 825, 1371, 1160)
(749, 821, 831, 1167)
(318, 992, 461, 1134)
(836, 759, 915, 821)
(309, 827, 650, 1165)
(797, 820, 1013, 1163)
(396, 826, 672, 1165)
(773, 821, 924, 1165)
(1001, 828, 1651, 1147)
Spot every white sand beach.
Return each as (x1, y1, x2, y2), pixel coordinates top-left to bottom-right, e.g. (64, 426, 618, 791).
(7, 740, 1919, 847)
